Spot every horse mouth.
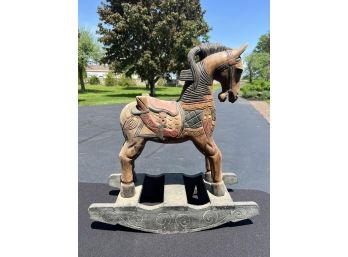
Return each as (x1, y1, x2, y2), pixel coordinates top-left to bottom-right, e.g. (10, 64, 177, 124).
(228, 91, 238, 103)
(218, 91, 227, 102)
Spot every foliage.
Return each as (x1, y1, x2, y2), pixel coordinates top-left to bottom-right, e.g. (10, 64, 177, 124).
(78, 28, 101, 67)
(97, 0, 210, 96)
(88, 75, 100, 85)
(254, 32, 270, 53)
(156, 77, 167, 87)
(245, 52, 270, 82)
(104, 72, 116, 87)
(78, 27, 102, 91)
(244, 32, 270, 83)
(241, 80, 270, 100)
(117, 74, 136, 87)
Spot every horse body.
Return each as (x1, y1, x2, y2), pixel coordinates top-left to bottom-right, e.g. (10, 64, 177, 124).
(118, 44, 247, 198)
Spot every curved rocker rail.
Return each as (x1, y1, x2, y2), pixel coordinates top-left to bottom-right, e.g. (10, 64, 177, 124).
(88, 173, 259, 234)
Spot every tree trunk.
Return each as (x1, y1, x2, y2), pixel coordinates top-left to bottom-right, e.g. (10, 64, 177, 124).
(175, 71, 180, 87)
(78, 66, 86, 92)
(249, 72, 252, 83)
(248, 65, 253, 83)
(149, 80, 156, 97)
(148, 77, 159, 97)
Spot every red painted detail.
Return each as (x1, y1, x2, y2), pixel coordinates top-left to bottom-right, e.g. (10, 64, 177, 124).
(140, 113, 179, 138)
(140, 113, 157, 131)
(203, 119, 212, 136)
(163, 129, 178, 138)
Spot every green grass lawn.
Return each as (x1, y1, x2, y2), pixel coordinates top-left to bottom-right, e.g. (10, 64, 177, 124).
(78, 84, 220, 106)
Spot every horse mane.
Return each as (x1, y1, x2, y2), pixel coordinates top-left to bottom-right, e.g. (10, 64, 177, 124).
(187, 43, 231, 90)
(178, 43, 232, 103)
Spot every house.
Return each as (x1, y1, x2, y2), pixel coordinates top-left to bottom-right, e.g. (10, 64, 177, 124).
(86, 64, 109, 79)
(85, 64, 146, 86)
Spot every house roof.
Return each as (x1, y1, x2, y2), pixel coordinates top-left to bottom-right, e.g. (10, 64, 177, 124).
(86, 64, 109, 72)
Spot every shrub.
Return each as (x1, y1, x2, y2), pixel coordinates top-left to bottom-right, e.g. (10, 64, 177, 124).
(156, 78, 166, 87)
(89, 75, 100, 85)
(241, 80, 270, 100)
(241, 90, 258, 99)
(263, 90, 270, 99)
(260, 80, 270, 91)
(104, 72, 116, 87)
(117, 74, 136, 87)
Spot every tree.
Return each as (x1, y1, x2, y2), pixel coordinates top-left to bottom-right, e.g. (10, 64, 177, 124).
(252, 52, 270, 81)
(245, 52, 270, 82)
(78, 27, 102, 92)
(245, 53, 255, 83)
(97, 0, 210, 96)
(244, 32, 270, 82)
(254, 31, 270, 53)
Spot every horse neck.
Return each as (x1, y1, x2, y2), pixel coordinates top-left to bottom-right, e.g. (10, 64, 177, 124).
(203, 51, 229, 77)
(179, 62, 214, 103)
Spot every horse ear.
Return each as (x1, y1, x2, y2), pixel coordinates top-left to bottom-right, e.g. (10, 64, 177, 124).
(235, 44, 248, 57)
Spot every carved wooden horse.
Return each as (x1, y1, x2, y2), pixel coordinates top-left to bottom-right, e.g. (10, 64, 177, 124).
(119, 43, 247, 198)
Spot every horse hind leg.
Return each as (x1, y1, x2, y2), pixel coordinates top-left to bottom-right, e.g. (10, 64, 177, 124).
(206, 144, 225, 196)
(204, 156, 213, 182)
(119, 137, 146, 198)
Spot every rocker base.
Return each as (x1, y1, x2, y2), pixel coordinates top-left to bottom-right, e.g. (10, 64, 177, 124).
(89, 172, 259, 234)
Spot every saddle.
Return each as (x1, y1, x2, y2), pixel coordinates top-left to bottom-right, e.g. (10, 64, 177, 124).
(131, 96, 182, 139)
(134, 96, 178, 116)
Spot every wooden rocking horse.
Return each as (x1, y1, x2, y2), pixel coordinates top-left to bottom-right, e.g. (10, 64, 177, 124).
(88, 43, 260, 234)
(118, 43, 247, 198)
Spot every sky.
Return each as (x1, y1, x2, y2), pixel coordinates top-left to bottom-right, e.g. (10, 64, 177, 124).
(78, 0, 269, 53)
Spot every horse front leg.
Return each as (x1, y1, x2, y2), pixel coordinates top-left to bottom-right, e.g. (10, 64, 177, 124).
(192, 135, 225, 196)
(119, 137, 146, 198)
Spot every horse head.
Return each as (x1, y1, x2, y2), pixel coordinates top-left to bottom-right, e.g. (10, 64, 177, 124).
(213, 44, 247, 103)
(183, 43, 247, 104)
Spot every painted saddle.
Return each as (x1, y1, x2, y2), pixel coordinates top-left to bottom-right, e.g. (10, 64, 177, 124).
(130, 95, 215, 141)
(135, 96, 179, 117)
(131, 96, 183, 139)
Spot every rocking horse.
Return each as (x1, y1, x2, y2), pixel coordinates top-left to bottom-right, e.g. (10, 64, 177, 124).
(119, 43, 246, 198)
(88, 43, 259, 233)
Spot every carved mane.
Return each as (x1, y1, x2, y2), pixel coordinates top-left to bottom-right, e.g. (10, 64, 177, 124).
(178, 43, 231, 103)
(187, 43, 231, 89)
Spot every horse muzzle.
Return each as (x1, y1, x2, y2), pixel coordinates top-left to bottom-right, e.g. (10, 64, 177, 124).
(218, 90, 238, 103)
(218, 91, 228, 102)
(228, 91, 238, 103)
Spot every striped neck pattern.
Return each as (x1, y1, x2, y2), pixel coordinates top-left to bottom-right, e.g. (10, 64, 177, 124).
(179, 62, 213, 103)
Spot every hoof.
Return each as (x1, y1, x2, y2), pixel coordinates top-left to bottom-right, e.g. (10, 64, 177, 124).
(204, 171, 213, 182)
(211, 181, 225, 196)
(120, 182, 135, 198)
